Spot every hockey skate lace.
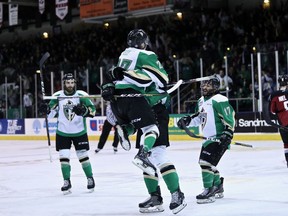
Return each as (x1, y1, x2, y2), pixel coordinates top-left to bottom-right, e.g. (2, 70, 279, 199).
(63, 180, 70, 187)
(171, 191, 180, 204)
(200, 188, 210, 196)
(88, 178, 94, 186)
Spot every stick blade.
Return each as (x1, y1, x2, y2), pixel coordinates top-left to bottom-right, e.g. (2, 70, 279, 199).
(39, 52, 50, 67)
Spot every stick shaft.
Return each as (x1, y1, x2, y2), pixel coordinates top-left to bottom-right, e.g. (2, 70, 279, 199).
(167, 74, 217, 87)
(39, 52, 52, 162)
(180, 119, 253, 148)
(43, 79, 184, 100)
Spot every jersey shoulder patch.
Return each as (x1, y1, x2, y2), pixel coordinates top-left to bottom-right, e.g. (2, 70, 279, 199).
(76, 90, 88, 96)
(52, 90, 62, 96)
(212, 94, 228, 102)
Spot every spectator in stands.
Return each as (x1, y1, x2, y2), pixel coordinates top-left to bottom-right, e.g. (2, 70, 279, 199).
(23, 90, 33, 118)
(216, 68, 233, 97)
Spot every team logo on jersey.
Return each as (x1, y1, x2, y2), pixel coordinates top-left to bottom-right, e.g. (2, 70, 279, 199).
(63, 100, 75, 121)
(200, 108, 207, 129)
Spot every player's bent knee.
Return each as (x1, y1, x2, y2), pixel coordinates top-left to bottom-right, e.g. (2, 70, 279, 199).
(142, 124, 159, 138)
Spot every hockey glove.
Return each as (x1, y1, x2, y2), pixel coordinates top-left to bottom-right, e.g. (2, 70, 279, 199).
(39, 102, 50, 115)
(101, 83, 115, 102)
(110, 67, 125, 81)
(219, 129, 233, 148)
(177, 115, 192, 129)
(72, 104, 88, 117)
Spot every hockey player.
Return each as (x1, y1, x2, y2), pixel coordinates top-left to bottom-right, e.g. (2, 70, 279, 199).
(44, 73, 96, 194)
(269, 74, 288, 167)
(136, 102, 186, 214)
(102, 29, 186, 214)
(177, 76, 235, 204)
(95, 103, 119, 154)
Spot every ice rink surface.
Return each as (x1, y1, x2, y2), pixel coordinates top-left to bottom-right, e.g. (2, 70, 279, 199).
(0, 138, 287, 216)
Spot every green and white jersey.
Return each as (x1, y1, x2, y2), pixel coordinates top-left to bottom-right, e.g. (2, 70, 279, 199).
(116, 47, 169, 106)
(48, 90, 96, 137)
(189, 94, 235, 138)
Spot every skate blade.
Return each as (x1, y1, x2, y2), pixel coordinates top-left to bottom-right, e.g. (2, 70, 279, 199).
(215, 193, 224, 199)
(171, 201, 187, 214)
(196, 197, 215, 204)
(120, 140, 131, 151)
(132, 159, 156, 176)
(62, 190, 72, 195)
(116, 125, 131, 151)
(139, 205, 164, 213)
(87, 188, 94, 193)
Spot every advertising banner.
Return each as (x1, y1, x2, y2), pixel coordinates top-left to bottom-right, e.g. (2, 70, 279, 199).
(25, 118, 58, 136)
(0, 119, 24, 134)
(235, 112, 278, 133)
(168, 114, 199, 135)
(128, 0, 166, 11)
(86, 116, 106, 135)
(114, 0, 128, 14)
(25, 117, 107, 136)
(80, 0, 113, 19)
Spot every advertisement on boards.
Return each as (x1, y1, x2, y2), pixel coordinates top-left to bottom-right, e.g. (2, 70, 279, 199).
(0, 119, 25, 134)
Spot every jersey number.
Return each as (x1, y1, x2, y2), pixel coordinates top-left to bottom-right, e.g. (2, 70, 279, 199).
(224, 106, 231, 115)
(118, 59, 132, 70)
(284, 101, 288, 111)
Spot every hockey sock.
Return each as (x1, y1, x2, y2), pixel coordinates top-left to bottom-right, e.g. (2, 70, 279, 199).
(160, 163, 179, 193)
(213, 171, 221, 186)
(60, 159, 71, 180)
(81, 160, 93, 177)
(284, 143, 288, 165)
(200, 165, 214, 188)
(144, 133, 157, 151)
(143, 172, 159, 194)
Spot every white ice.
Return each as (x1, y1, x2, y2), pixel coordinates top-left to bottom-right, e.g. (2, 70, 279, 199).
(0, 139, 287, 216)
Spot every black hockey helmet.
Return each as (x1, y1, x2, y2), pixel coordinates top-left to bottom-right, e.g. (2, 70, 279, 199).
(63, 73, 75, 82)
(278, 74, 288, 87)
(127, 29, 149, 49)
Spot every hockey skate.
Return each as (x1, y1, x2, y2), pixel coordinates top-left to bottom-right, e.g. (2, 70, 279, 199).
(132, 146, 156, 176)
(95, 148, 101, 153)
(87, 177, 95, 192)
(61, 179, 72, 195)
(169, 188, 187, 214)
(214, 177, 224, 199)
(139, 186, 164, 213)
(196, 187, 217, 204)
(116, 124, 131, 151)
(113, 147, 118, 154)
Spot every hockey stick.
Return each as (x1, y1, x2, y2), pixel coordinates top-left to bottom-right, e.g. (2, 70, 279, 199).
(43, 79, 184, 100)
(179, 119, 253, 148)
(263, 113, 288, 132)
(39, 52, 52, 162)
(262, 106, 288, 132)
(167, 74, 217, 86)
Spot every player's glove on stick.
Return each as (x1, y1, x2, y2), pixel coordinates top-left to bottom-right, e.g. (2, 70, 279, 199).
(177, 115, 192, 129)
(101, 83, 115, 102)
(177, 112, 203, 129)
(72, 104, 88, 117)
(39, 102, 50, 115)
(220, 129, 233, 148)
